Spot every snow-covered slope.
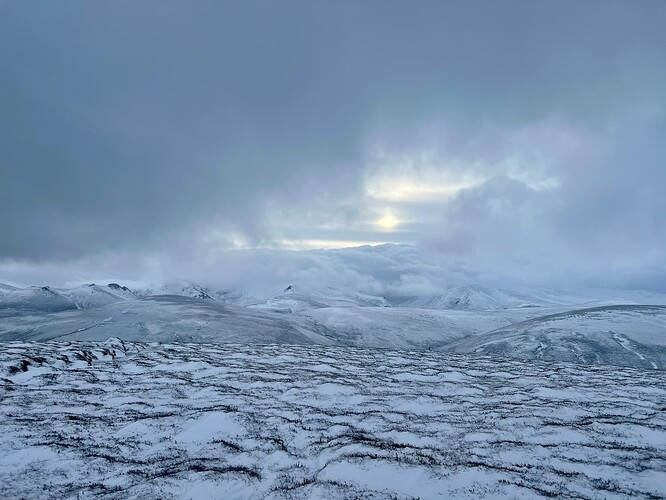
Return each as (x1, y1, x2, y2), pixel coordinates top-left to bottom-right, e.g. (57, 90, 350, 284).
(129, 280, 666, 312)
(59, 283, 136, 308)
(0, 286, 79, 313)
(395, 284, 666, 311)
(1, 341, 665, 499)
(396, 285, 560, 310)
(135, 279, 217, 300)
(0, 294, 539, 351)
(0, 283, 18, 296)
(135, 280, 258, 305)
(0, 294, 336, 346)
(137, 282, 391, 311)
(301, 306, 540, 349)
(249, 285, 390, 313)
(447, 304, 666, 369)
(3, 281, 666, 369)
(0, 283, 135, 313)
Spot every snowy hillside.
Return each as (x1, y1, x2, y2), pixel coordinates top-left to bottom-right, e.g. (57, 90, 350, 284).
(0, 295, 336, 345)
(300, 306, 539, 349)
(0, 293, 546, 351)
(59, 283, 136, 308)
(2, 281, 666, 369)
(395, 284, 666, 311)
(396, 285, 548, 310)
(135, 280, 218, 301)
(0, 283, 18, 296)
(0, 286, 76, 313)
(1, 341, 664, 499)
(447, 305, 666, 369)
(0, 283, 135, 313)
(1, 288, 666, 368)
(134, 280, 258, 305)
(249, 285, 390, 313)
(91, 279, 666, 313)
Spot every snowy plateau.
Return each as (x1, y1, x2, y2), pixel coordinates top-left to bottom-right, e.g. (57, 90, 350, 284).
(1, 282, 666, 499)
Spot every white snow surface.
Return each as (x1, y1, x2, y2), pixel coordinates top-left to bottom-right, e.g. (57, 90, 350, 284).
(394, 284, 666, 311)
(0, 282, 19, 295)
(2, 283, 666, 369)
(396, 284, 551, 310)
(1, 340, 665, 499)
(449, 304, 666, 369)
(248, 285, 391, 312)
(0, 283, 135, 313)
(2, 293, 666, 369)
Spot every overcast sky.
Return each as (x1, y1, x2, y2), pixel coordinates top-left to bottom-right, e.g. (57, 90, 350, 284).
(1, 1, 665, 292)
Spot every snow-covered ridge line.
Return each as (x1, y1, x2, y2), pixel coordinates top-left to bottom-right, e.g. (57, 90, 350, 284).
(4, 280, 666, 312)
(447, 304, 666, 370)
(1, 342, 665, 499)
(2, 293, 666, 370)
(0, 282, 136, 312)
(3, 281, 666, 370)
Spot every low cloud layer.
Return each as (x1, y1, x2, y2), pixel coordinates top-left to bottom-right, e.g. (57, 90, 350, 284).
(1, 1, 665, 291)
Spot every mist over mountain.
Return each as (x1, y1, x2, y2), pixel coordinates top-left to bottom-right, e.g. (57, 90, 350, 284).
(1, 1, 665, 498)
(4, 272, 666, 370)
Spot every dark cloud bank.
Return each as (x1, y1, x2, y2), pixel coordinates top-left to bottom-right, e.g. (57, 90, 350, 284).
(1, 1, 665, 292)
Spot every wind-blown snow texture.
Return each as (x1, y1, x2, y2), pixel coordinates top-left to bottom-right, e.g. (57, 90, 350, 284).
(1, 340, 665, 499)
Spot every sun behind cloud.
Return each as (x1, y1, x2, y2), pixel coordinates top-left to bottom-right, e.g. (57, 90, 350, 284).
(377, 211, 399, 230)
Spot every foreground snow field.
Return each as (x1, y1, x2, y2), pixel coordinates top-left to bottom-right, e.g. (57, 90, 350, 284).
(1, 340, 665, 499)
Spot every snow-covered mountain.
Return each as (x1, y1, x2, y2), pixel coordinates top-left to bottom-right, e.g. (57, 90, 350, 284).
(60, 283, 136, 308)
(0, 283, 19, 296)
(2, 279, 666, 369)
(134, 279, 258, 305)
(0, 294, 337, 345)
(126, 280, 666, 313)
(134, 280, 217, 300)
(394, 284, 666, 311)
(0, 286, 76, 312)
(0, 283, 135, 313)
(135, 281, 392, 312)
(447, 304, 666, 369)
(395, 285, 548, 310)
(248, 284, 390, 313)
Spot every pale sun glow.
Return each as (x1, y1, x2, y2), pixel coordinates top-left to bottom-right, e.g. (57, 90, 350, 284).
(377, 212, 399, 230)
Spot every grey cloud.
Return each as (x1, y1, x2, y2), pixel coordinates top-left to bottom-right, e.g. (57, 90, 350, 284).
(0, 243, 449, 297)
(416, 113, 666, 290)
(1, 1, 665, 291)
(553, 112, 666, 257)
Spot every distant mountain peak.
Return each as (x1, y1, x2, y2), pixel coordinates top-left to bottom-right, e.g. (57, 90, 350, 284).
(107, 283, 131, 293)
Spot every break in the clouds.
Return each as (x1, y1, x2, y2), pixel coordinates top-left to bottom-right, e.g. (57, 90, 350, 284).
(1, 1, 665, 291)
